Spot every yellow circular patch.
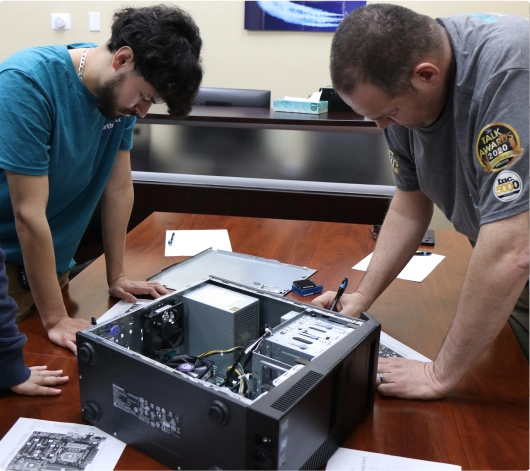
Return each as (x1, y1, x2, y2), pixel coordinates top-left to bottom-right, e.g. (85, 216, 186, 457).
(389, 150, 399, 175)
(476, 122, 524, 173)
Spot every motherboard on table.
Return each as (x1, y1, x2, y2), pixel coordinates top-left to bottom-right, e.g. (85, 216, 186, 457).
(6, 431, 105, 471)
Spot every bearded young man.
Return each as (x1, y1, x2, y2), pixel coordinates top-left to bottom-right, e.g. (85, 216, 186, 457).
(314, 4, 528, 400)
(0, 4, 203, 395)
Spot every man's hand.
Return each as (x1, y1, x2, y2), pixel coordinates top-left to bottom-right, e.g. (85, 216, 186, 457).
(47, 316, 92, 355)
(312, 291, 366, 316)
(108, 276, 171, 304)
(377, 357, 451, 400)
(10, 365, 69, 396)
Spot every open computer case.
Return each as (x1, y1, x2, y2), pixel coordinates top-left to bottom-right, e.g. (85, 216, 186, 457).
(77, 251, 380, 470)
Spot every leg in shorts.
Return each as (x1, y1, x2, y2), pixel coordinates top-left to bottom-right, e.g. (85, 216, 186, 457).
(6, 262, 70, 322)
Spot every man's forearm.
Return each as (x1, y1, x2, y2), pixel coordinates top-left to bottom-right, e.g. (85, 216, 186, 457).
(433, 215, 529, 389)
(101, 181, 134, 285)
(15, 216, 68, 329)
(101, 150, 135, 285)
(356, 189, 434, 309)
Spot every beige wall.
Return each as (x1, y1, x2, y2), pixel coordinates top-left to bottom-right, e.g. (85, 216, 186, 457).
(0, 1, 527, 97)
(0, 1, 527, 229)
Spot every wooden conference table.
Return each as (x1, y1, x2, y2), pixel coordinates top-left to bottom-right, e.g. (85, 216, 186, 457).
(2, 212, 528, 470)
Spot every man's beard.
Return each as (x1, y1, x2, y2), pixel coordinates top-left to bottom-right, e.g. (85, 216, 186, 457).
(97, 74, 126, 119)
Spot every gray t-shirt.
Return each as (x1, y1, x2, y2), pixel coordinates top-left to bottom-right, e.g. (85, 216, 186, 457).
(384, 13, 528, 242)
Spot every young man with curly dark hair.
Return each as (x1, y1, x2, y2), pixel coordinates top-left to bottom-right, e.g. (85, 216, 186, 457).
(314, 3, 528, 400)
(0, 4, 203, 395)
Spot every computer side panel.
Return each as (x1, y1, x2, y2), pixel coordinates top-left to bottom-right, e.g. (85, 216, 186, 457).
(77, 333, 249, 470)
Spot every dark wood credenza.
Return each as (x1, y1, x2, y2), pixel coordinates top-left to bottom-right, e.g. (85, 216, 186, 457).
(77, 106, 394, 263)
(129, 106, 393, 228)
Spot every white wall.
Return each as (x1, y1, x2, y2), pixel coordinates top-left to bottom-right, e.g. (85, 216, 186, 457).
(0, 1, 527, 229)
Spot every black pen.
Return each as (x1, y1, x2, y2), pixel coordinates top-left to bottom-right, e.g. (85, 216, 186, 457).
(330, 276, 348, 312)
(415, 251, 432, 256)
(168, 232, 175, 246)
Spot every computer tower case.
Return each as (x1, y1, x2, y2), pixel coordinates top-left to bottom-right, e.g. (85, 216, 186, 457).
(77, 277, 380, 470)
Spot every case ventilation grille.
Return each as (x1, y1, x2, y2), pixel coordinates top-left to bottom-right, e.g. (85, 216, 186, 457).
(271, 371, 323, 412)
(234, 303, 259, 346)
(301, 432, 340, 470)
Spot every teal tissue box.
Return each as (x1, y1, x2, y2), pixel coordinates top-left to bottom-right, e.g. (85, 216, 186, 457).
(273, 99, 328, 114)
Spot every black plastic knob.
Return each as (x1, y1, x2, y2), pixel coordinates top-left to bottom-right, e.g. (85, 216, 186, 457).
(208, 400, 230, 427)
(82, 401, 100, 423)
(78, 343, 97, 365)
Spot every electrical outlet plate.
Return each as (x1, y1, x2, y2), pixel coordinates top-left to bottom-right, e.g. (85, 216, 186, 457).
(51, 13, 71, 30)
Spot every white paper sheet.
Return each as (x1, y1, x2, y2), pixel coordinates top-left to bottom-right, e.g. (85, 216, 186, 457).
(0, 418, 126, 471)
(326, 447, 461, 471)
(353, 252, 445, 282)
(164, 229, 232, 256)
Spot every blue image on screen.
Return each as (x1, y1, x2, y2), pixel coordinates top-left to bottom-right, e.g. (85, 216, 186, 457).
(244, 1, 366, 32)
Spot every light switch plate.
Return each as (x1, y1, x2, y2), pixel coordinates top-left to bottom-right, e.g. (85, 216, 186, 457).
(89, 12, 100, 32)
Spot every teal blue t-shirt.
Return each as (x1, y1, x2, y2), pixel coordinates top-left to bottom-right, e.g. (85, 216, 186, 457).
(0, 43, 136, 275)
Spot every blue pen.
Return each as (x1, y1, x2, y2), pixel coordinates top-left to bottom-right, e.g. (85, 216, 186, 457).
(415, 251, 432, 256)
(330, 276, 348, 312)
(168, 232, 175, 246)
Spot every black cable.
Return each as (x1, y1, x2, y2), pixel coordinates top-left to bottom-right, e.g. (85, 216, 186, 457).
(223, 344, 251, 387)
(241, 335, 268, 372)
(224, 327, 272, 387)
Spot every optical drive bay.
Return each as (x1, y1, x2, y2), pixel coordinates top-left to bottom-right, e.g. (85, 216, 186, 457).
(77, 277, 380, 470)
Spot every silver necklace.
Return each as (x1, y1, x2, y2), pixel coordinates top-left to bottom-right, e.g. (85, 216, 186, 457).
(77, 48, 89, 81)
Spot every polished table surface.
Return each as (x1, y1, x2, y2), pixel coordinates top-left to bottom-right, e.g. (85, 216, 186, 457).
(2, 212, 528, 470)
